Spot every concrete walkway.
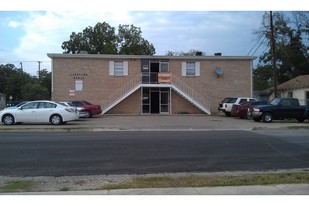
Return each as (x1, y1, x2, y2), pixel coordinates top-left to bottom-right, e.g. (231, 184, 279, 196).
(4, 184, 309, 195)
(1, 114, 308, 132)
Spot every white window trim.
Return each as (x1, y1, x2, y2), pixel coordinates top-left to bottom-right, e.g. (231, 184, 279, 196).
(181, 62, 200, 77)
(109, 61, 128, 76)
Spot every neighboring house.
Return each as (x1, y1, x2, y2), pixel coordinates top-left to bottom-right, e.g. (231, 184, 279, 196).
(0, 93, 6, 109)
(47, 53, 255, 115)
(265, 75, 309, 105)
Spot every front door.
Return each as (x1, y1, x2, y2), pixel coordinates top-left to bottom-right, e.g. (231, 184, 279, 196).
(151, 90, 160, 114)
(142, 88, 170, 114)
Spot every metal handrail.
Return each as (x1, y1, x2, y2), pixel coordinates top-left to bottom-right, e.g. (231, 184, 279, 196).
(101, 75, 141, 109)
(171, 75, 211, 113)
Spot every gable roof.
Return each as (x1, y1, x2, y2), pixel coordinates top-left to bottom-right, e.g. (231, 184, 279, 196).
(277, 75, 309, 91)
(262, 75, 309, 95)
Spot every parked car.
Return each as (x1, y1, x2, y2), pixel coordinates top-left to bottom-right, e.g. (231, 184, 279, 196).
(0, 100, 79, 125)
(218, 97, 234, 114)
(219, 97, 257, 116)
(60, 101, 87, 118)
(251, 98, 309, 123)
(230, 104, 241, 117)
(70, 100, 102, 118)
(238, 101, 268, 119)
(3, 101, 28, 110)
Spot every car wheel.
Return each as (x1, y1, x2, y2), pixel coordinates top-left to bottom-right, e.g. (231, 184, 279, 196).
(2, 114, 15, 125)
(262, 112, 273, 123)
(50, 114, 63, 125)
(84, 111, 92, 118)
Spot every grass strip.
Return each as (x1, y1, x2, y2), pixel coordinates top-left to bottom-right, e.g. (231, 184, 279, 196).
(0, 180, 34, 193)
(99, 172, 309, 190)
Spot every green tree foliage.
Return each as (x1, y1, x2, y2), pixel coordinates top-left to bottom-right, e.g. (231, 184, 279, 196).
(21, 82, 49, 100)
(254, 12, 309, 90)
(62, 22, 155, 55)
(0, 64, 51, 102)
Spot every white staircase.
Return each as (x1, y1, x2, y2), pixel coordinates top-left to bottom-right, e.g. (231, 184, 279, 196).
(101, 74, 211, 115)
(101, 75, 141, 114)
(171, 75, 211, 115)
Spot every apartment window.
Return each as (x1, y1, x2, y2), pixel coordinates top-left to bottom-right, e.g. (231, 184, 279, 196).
(109, 61, 128, 76)
(160, 61, 169, 73)
(182, 62, 200, 77)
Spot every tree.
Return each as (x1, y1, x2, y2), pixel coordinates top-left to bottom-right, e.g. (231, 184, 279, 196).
(38, 69, 52, 98)
(21, 82, 49, 100)
(0, 64, 51, 102)
(62, 22, 117, 54)
(117, 24, 155, 55)
(62, 22, 155, 55)
(253, 12, 309, 90)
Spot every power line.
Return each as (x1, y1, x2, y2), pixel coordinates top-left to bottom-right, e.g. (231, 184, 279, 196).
(250, 36, 267, 57)
(247, 34, 264, 56)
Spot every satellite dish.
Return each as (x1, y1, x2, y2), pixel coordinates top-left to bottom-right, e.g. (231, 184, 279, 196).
(215, 67, 223, 77)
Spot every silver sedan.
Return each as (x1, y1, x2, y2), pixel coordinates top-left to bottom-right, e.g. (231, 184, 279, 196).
(0, 100, 79, 125)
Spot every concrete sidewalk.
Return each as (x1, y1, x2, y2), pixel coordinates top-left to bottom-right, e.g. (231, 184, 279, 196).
(1, 115, 308, 132)
(4, 184, 309, 195)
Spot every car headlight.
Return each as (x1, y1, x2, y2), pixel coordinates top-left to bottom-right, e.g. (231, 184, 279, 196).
(253, 108, 260, 112)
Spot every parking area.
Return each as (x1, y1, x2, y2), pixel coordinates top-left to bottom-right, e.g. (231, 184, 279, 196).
(0, 114, 308, 132)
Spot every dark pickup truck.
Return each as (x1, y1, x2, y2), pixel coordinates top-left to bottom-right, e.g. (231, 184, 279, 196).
(251, 98, 309, 123)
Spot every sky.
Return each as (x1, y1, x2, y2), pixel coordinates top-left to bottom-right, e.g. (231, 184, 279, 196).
(0, 0, 308, 76)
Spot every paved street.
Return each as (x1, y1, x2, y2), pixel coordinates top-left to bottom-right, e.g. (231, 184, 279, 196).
(1, 115, 309, 195)
(1, 130, 309, 176)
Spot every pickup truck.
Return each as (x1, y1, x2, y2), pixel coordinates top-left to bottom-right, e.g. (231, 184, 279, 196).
(251, 98, 309, 123)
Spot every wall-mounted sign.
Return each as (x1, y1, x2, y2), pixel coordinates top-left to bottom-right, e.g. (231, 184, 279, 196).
(158, 73, 172, 84)
(70, 73, 88, 80)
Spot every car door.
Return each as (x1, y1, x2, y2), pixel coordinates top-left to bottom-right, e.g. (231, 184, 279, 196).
(17, 102, 39, 122)
(35, 102, 57, 122)
(274, 99, 291, 118)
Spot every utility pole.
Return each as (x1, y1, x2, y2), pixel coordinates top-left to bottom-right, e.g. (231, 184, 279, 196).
(38, 61, 42, 81)
(270, 11, 277, 98)
(20, 62, 23, 73)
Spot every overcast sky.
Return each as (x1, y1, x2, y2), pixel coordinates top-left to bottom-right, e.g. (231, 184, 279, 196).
(0, 0, 307, 75)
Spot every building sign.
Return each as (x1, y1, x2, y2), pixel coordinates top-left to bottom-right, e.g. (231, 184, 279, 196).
(158, 73, 172, 84)
(70, 73, 88, 80)
(75, 80, 83, 91)
(69, 90, 75, 96)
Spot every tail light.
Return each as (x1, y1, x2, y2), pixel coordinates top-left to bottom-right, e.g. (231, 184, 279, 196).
(65, 107, 75, 113)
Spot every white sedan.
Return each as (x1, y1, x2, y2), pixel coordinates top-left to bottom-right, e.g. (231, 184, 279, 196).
(0, 100, 79, 125)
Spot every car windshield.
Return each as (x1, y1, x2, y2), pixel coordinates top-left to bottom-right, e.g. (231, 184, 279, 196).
(227, 98, 237, 103)
(83, 101, 92, 105)
(270, 98, 281, 106)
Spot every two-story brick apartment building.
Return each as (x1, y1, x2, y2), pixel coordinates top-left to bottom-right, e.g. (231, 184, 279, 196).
(47, 53, 255, 115)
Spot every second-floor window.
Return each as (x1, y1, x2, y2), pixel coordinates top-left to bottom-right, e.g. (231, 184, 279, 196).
(182, 62, 200, 77)
(109, 61, 128, 76)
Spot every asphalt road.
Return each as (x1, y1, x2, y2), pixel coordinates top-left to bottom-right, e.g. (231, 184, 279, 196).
(0, 130, 309, 177)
